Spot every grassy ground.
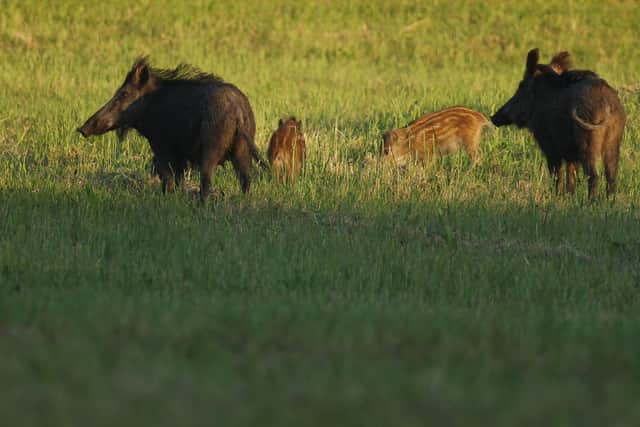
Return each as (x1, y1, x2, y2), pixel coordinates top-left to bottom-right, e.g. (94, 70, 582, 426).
(1, 1, 640, 426)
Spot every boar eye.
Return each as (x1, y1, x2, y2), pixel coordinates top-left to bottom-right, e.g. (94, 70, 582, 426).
(119, 91, 128, 100)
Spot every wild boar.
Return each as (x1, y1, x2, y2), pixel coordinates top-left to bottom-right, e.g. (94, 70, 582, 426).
(77, 57, 266, 201)
(491, 49, 626, 198)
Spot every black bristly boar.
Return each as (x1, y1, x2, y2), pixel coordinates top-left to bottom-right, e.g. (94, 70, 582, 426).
(381, 107, 493, 167)
(267, 117, 306, 181)
(491, 49, 626, 198)
(77, 57, 266, 201)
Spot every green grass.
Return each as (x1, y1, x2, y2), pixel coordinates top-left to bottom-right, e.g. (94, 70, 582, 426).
(1, 1, 640, 426)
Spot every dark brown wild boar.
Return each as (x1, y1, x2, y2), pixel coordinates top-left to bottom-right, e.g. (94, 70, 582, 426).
(267, 117, 306, 181)
(381, 106, 493, 167)
(491, 49, 626, 198)
(77, 57, 266, 201)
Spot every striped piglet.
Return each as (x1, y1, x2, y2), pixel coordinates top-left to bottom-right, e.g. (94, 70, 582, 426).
(382, 106, 493, 167)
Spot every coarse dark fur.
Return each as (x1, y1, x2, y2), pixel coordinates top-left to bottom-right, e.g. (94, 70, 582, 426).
(267, 117, 306, 181)
(491, 49, 626, 198)
(77, 57, 267, 201)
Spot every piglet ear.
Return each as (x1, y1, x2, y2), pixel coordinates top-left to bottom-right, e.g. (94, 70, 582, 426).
(549, 51, 571, 74)
(278, 118, 284, 127)
(526, 48, 540, 75)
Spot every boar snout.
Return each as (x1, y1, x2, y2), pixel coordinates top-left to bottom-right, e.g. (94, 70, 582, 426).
(76, 112, 115, 138)
(76, 118, 98, 138)
(490, 111, 510, 127)
(490, 104, 514, 127)
(76, 126, 88, 138)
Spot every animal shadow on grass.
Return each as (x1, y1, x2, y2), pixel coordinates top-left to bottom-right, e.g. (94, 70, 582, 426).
(85, 169, 155, 195)
(85, 161, 255, 203)
(6, 184, 639, 285)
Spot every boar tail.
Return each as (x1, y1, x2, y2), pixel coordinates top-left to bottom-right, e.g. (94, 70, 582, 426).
(571, 107, 607, 130)
(253, 151, 270, 171)
(239, 130, 269, 170)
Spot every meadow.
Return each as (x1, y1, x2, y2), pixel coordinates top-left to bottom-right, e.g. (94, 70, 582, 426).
(1, 1, 640, 425)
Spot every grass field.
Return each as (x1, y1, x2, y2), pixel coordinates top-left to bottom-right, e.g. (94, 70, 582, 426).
(1, 1, 640, 425)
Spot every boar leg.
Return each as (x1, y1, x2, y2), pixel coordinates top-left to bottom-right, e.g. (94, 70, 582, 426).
(464, 133, 482, 164)
(200, 148, 226, 202)
(173, 161, 186, 189)
(200, 121, 236, 202)
(290, 151, 301, 180)
(271, 157, 284, 183)
(465, 146, 482, 165)
(155, 159, 176, 194)
(582, 156, 599, 199)
(603, 142, 620, 197)
(566, 161, 577, 195)
(547, 158, 563, 194)
(294, 147, 305, 179)
(230, 136, 252, 193)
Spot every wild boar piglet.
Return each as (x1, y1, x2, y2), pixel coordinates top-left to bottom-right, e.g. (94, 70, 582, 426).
(267, 117, 306, 181)
(382, 106, 493, 167)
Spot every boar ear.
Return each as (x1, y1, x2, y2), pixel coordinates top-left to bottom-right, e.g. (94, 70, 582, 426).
(278, 118, 283, 127)
(549, 51, 571, 74)
(526, 48, 540, 75)
(131, 57, 150, 87)
(134, 64, 149, 87)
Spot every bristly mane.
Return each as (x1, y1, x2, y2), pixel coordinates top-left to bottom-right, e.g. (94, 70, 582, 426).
(152, 63, 225, 85)
(539, 63, 600, 88)
(131, 57, 225, 86)
(561, 69, 600, 83)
